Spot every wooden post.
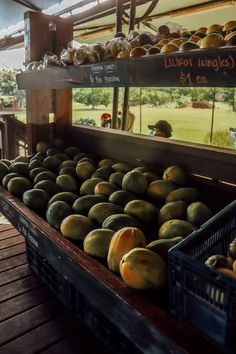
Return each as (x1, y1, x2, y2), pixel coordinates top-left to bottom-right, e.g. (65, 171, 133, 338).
(24, 11, 73, 152)
(121, 0, 137, 131)
(111, 0, 123, 130)
(1, 114, 17, 159)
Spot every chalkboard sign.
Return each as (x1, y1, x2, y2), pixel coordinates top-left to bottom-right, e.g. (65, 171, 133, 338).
(16, 47, 236, 89)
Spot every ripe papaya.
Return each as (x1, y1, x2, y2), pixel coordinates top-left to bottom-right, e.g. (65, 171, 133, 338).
(120, 247, 167, 290)
(107, 227, 146, 273)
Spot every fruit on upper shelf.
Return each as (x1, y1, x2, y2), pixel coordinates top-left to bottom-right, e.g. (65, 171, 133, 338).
(24, 20, 236, 71)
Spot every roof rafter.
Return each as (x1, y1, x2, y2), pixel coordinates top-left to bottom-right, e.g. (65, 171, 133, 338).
(72, 0, 152, 26)
(11, 0, 42, 12)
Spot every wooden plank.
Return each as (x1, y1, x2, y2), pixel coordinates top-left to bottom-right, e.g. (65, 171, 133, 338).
(0, 243, 26, 260)
(54, 88, 72, 138)
(66, 125, 236, 186)
(0, 263, 32, 287)
(0, 314, 80, 354)
(0, 299, 64, 346)
(0, 228, 21, 241)
(26, 89, 51, 154)
(16, 47, 236, 89)
(24, 11, 72, 62)
(0, 275, 42, 303)
(0, 235, 24, 249)
(39, 331, 108, 354)
(0, 253, 27, 273)
(0, 285, 53, 322)
(0, 224, 13, 232)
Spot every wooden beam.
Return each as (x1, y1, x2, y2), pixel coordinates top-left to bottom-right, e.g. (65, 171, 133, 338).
(72, 0, 151, 26)
(12, 0, 42, 12)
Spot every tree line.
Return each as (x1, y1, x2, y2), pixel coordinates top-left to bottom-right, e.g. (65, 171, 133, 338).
(73, 87, 236, 111)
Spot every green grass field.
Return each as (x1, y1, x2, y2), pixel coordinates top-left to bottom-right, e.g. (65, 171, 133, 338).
(72, 102, 236, 145)
(13, 102, 236, 147)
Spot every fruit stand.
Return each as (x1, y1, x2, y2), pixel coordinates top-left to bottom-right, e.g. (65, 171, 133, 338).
(1, 3, 236, 354)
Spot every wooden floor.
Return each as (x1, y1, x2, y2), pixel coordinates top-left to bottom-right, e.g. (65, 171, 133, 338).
(0, 224, 109, 354)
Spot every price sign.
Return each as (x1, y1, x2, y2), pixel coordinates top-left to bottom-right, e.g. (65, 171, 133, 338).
(161, 51, 236, 87)
(87, 63, 122, 86)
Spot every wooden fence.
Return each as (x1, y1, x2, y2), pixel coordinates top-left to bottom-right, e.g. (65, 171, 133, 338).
(0, 114, 27, 159)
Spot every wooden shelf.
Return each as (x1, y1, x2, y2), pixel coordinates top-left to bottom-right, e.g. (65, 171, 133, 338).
(16, 47, 236, 89)
(0, 185, 221, 354)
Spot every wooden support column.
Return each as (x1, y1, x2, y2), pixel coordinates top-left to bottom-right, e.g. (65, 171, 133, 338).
(2, 115, 17, 159)
(24, 11, 73, 152)
(122, 0, 137, 131)
(111, 0, 123, 130)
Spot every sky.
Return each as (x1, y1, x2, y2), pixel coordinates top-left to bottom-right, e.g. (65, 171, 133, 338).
(0, 48, 25, 69)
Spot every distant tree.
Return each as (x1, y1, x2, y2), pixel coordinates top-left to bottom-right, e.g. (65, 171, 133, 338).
(0, 68, 25, 104)
(221, 88, 236, 111)
(129, 88, 140, 106)
(73, 88, 111, 108)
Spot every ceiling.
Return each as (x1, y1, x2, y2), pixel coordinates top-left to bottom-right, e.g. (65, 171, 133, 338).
(0, 0, 236, 49)
(0, 0, 58, 31)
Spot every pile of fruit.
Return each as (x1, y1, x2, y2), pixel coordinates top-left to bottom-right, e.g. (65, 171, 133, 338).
(205, 238, 236, 280)
(0, 139, 214, 290)
(61, 20, 236, 63)
(26, 20, 236, 70)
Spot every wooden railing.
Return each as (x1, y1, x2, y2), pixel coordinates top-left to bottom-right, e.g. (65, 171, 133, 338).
(0, 114, 27, 159)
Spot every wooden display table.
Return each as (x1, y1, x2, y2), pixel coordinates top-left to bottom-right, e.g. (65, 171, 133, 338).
(0, 187, 223, 354)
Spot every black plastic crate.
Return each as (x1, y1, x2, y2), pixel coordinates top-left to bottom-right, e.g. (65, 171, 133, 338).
(26, 241, 140, 354)
(169, 200, 236, 353)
